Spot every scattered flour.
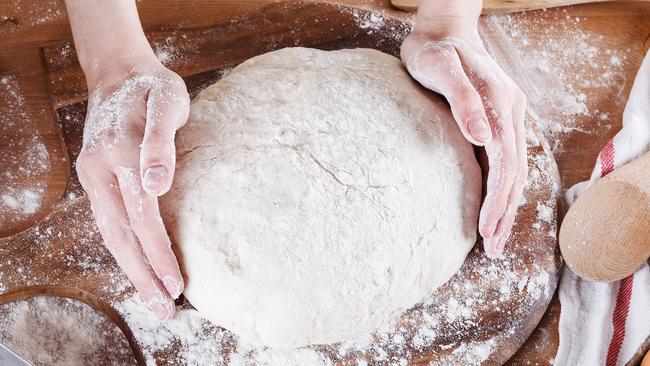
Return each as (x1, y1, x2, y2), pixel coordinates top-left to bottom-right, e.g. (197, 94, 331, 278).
(483, 9, 630, 153)
(354, 11, 385, 30)
(1, 186, 45, 215)
(154, 36, 186, 66)
(116, 294, 337, 366)
(108, 240, 555, 366)
(0, 296, 134, 365)
(527, 269, 552, 300)
(0, 74, 51, 223)
(1, 0, 64, 31)
(445, 297, 473, 323)
(116, 295, 225, 366)
(536, 203, 554, 224)
(427, 338, 498, 365)
(345, 6, 413, 39)
(0, 5, 566, 365)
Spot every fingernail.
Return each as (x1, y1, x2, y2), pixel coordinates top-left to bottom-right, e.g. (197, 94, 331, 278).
(163, 275, 183, 299)
(149, 300, 173, 321)
(143, 165, 167, 192)
(467, 117, 492, 143)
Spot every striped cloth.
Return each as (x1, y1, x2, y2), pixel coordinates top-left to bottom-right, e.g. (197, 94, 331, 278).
(555, 51, 650, 365)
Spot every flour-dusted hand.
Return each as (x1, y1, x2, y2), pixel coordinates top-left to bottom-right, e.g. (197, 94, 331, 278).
(77, 62, 189, 320)
(65, 0, 190, 319)
(401, 1, 528, 257)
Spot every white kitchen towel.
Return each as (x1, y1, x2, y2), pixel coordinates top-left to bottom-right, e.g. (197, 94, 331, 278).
(555, 50, 650, 366)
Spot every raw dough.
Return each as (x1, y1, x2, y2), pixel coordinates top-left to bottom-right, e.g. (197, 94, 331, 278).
(160, 47, 481, 349)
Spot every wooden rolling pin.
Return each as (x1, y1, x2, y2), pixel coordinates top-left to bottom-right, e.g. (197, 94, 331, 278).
(390, 0, 650, 13)
(559, 151, 650, 282)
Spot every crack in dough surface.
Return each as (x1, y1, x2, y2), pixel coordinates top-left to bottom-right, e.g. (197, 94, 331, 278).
(161, 47, 481, 349)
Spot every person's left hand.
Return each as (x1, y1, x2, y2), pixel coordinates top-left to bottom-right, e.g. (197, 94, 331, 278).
(401, 18, 528, 258)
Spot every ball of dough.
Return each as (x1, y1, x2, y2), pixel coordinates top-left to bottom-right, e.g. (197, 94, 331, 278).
(161, 47, 481, 349)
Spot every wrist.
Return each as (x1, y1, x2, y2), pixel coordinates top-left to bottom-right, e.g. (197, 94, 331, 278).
(65, 0, 160, 89)
(413, 15, 480, 41)
(414, 0, 482, 41)
(82, 50, 160, 91)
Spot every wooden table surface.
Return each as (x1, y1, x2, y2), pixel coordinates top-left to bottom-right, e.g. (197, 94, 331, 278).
(1, 1, 649, 364)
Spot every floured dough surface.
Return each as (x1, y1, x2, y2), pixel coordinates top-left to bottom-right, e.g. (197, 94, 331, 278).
(161, 47, 481, 349)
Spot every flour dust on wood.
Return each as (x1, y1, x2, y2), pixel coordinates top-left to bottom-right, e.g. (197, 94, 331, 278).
(0, 296, 135, 365)
(0, 74, 51, 223)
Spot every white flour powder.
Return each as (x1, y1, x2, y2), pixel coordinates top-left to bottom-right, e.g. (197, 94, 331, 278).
(0, 296, 134, 365)
(0, 5, 587, 364)
(162, 47, 482, 349)
(0, 74, 50, 221)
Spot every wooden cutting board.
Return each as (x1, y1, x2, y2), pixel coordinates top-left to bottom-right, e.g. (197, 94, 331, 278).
(1, 2, 562, 365)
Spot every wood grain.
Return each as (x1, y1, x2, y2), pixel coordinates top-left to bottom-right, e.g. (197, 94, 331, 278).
(560, 151, 650, 282)
(0, 2, 563, 365)
(390, 0, 650, 12)
(0, 0, 648, 364)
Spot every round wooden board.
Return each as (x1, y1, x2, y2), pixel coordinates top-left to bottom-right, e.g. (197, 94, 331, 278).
(0, 2, 561, 365)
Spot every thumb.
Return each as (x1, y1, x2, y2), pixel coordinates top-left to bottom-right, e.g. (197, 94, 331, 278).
(140, 80, 190, 196)
(406, 45, 492, 146)
(444, 76, 493, 146)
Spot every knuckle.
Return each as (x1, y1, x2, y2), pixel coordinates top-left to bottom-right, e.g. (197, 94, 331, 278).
(176, 83, 191, 103)
(168, 72, 187, 87)
(160, 74, 190, 102)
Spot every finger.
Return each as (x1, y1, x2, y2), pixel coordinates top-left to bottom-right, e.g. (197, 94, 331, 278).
(115, 165, 184, 299)
(80, 163, 175, 320)
(404, 44, 492, 145)
(487, 98, 529, 256)
(478, 96, 518, 241)
(140, 78, 190, 196)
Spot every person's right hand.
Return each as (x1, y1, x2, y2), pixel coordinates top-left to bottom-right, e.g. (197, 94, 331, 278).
(76, 56, 190, 320)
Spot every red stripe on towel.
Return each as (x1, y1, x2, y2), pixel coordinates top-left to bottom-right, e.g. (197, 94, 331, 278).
(600, 139, 635, 366)
(600, 139, 615, 176)
(606, 275, 635, 366)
